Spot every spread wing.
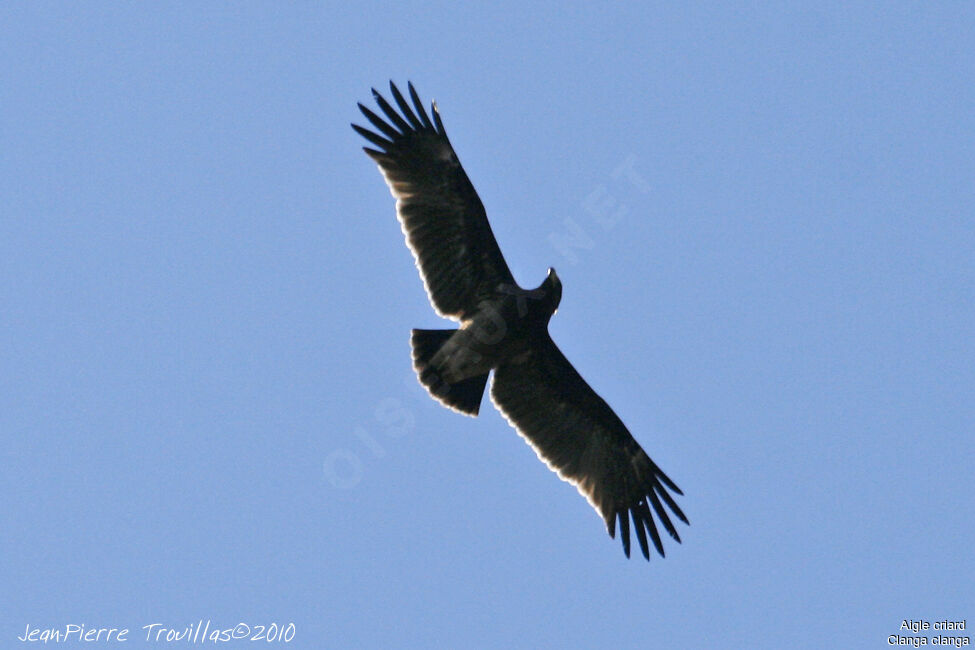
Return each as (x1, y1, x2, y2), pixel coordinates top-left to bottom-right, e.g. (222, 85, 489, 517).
(491, 335, 689, 560)
(353, 81, 514, 320)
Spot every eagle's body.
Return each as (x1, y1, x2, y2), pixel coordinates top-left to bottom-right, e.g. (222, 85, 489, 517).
(353, 82, 688, 561)
(417, 273, 559, 397)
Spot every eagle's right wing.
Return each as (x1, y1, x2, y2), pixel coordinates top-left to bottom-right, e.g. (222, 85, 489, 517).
(490, 334, 689, 560)
(353, 82, 515, 320)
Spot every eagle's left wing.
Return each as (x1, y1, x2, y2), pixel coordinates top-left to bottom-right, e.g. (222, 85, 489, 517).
(490, 334, 689, 560)
(353, 82, 515, 321)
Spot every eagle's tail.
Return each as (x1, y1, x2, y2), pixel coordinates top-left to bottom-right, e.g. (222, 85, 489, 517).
(410, 329, 489, 417)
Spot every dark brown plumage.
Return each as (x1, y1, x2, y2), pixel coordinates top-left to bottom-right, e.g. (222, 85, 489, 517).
(353, 82, 688, 560)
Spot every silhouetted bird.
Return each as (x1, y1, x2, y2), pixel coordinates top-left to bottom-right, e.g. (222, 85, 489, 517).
(353, 82, 688, 560)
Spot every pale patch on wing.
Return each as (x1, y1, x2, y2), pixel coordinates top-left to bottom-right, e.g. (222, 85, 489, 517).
(431, 134, 457, 163)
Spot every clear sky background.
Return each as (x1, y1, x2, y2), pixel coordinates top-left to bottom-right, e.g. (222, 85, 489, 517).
(2, 3, 973, 649)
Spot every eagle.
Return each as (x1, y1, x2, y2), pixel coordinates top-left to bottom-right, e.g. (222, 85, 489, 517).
(353, 82, 688, 561)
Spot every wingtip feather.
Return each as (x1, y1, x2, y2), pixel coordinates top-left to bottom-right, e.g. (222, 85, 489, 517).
(389, 81, 422, 130)
(408, 81, 433, 128)
(619, 511, 631, 558)
(352, 123, 392, 150)
(632, 509, 650, 560)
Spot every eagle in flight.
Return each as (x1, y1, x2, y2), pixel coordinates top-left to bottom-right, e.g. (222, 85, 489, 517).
(353, 82, 688, 561)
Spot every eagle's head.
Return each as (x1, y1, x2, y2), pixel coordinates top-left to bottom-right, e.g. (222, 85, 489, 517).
(545, 267, 562, 315)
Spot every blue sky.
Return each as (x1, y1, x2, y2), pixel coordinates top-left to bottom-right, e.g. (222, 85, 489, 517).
(2, 2, 973, 648)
